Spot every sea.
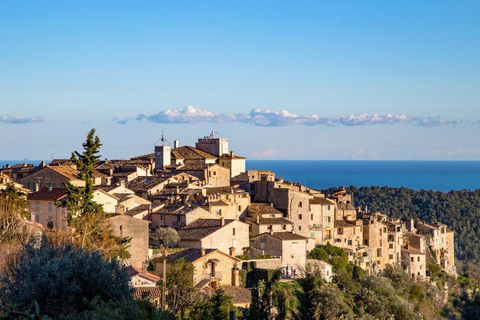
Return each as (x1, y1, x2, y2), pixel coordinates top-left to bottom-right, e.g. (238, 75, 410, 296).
(2, 160, 480, 192)
(246, 160, 480, 192)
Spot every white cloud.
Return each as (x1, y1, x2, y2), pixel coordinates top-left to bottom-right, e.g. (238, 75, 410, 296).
(115, 106, 465, 128)
(0, 115, 44, 124)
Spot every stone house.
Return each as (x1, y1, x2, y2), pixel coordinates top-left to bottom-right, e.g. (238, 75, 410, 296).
(244, 203, 294, 235)
(202, 186, 251, 220)
(218, 151, 246, 178)
(108, 214, 150, 268)
(28, 187, 69, 231)
(416, 221, 455, 274)
(333, 219, 364, 252)
(1, 161, 44, 182)
(20, 165, 109, 192)
(151, 206, 215, 230)
(309, 197, 335, 245)
(250, 231, 308, 270)
(175, 218, 249, 255)
(362, 218, 390, 272)
(401, 245, 426, 281)
(126, 175, 173, 199)
(155, 248, 241, 289)
(126, 266, 161, 304)
(176, 163, 230, 188)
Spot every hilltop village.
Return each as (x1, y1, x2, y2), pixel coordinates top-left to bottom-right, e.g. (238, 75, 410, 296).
(0, 132, 456, 306)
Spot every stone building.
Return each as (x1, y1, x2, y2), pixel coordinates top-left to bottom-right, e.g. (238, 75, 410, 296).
(155, 248, 241, 288)
(218, 152, 246, 178)
(175, 218, 249, 255)
(401, 245, 426, 281)
(108, 214, 150, 268)
(250, 231, 308, 271)
(245, 203, 294, 236)
(202, 186, 251, 220)
(28, 187, 69, 231)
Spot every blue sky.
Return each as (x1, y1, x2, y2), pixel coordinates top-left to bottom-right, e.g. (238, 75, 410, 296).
(1, 1, 480, 160)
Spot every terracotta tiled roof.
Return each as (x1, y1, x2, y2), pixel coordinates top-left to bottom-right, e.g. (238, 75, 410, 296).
(125, 204, 151, 217)
(172, 146, 217, 160)
(126, 176, 170, 193)
(402, 247, 424, 255)
(204, 186, 245, 195)
(253, 231, 307, 241)
(176, 219, 234, 241)
(157, 205, 185, 214)
(247, 203, 283, 216)
(176, 163, 208, 171)
(27, 187, 68, 201)
(133, 287, 161, 299)
(309, 197, 334, 205)
(207, 200, 230, 207)
(247, 217, 293, 225)
(217, 285, 251, 305)
(127, 266, 161, 282)
(130, 153, 155, 160)
(219, 153, 247, 160)
(163, 248, 217, 263)
(334, 220, 358, 228)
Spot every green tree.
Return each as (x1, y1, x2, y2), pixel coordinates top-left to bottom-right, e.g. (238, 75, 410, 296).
(189, 288, 238, 320)
(58, 129, 130, 259)
(166, 258, 198, 319)
(151, 227, 180, 249)
(0, 182, 29, 218)
(0, 237, 135, 319)
(248, 270, 281, 320)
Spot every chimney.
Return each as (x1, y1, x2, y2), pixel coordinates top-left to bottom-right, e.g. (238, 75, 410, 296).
(201, 247, 206, 256)
(174, 140, 179, 149)
(270, 202, 274, 207)
(40, 161, 46, 168)
(256, 215, 259, 223)
(230, 151, 234, 158)
(142, 261, 147, 273)
(232, 267, 239, 286)
(229, 247, 235, 257)
(220, 217, 225, 226)
(291, 229, 295, 235)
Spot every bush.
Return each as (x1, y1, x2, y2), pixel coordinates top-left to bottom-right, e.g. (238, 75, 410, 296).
(0, 237, 136, 319)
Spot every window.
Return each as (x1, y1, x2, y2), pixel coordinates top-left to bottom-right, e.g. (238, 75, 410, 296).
(120, 225, 123, 237)
(389, 254, 394, 260)
(260, 242, 265, 250)
(377, 248, 382, 257)
(298, 214, 302, 220)
(282, 225, 287, 230)
(380, 239, 383, 246)
(270, 214, 275, 218)
(310, 214, 313, 220)
(233, 228, 236, 236)
(298, 202, 303, 208)
(35, 202, 39, 211)
(326, 216, 331, 223)
(216, 209, 222, 216)
(238, 205, 242, 211)
(268, 225, 272, 230)
(338, 228, 343, 234)
(389, 243, 393, 249)
(160, 215, 164, 220)
(411, 257, 414, 262)
(328, 205, 331, 210)
(348, 240, 352, 246)
(177, 216, 181, 222)
(353, 228, 356, 235)
(298, 226, 302, 231)
(417, 256, 420, 262)
(213, 171, 216, 176)
(35, 215, 39, 223)
(48, 202, 52, 212)
(292, 242, 298, 250)
(310, 232, 315, 238)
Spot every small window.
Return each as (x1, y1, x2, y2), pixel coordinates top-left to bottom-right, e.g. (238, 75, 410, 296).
(233, 228, 236, 236)
(310, 214, 313, 220)
(298, 214, 302, 220)
(348, 240, 352, 246)
(377, 248, 382, 257)
(411, 257, 414, 262)
(389, 254, 394, 260)
(213, 171, 216, 176)
(326, 216, 331, 223)
(298, 226, 302, 231)
(260, 242, 265, 250)
(310, 232, 315, 238)
(238, 205, 242, 211)
(119, 225, 123, 237)
(216, 209, 222, 216)
(160, 215, 163, 220)
(35, 215, 39, 223)
(35, 202, 40, 211)
(282, 225, 286, 230)
(417, 256, 420, 262)
(292, 242, 298, 250)
(48, 202, 52, 212)
(328, 205, 331, 210)
(298, 202, 303, 208)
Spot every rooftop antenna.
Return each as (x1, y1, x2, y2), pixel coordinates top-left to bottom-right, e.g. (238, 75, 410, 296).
(155, 129, 171, 146)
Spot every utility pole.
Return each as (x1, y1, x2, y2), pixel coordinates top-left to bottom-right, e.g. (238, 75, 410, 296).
(162, 251, 167, 311)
